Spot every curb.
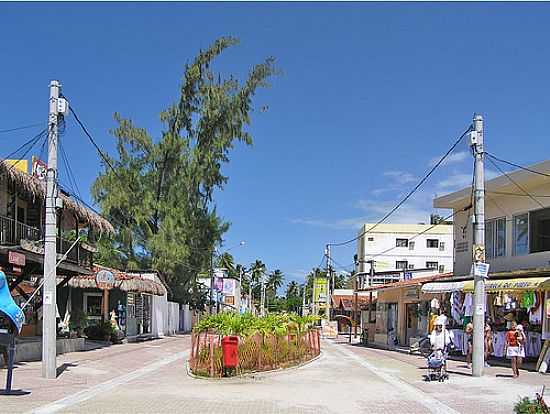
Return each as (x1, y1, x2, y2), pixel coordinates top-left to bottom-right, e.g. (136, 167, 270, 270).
(186, 351, 323, 382)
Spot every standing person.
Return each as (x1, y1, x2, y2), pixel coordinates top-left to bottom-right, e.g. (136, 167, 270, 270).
(465, 322, 474, 369)
(505, 321, 525, 378)
(484, 320, 494, 368)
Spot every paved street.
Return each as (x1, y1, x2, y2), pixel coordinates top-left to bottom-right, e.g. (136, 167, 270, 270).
(2, 335, 549, 413)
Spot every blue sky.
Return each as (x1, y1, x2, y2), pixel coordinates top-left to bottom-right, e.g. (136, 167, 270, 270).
(1, 3, 550, 288)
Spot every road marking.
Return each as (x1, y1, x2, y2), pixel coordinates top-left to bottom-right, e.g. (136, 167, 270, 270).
(28, 350, 189, 414)
(326, 341, 460, 414)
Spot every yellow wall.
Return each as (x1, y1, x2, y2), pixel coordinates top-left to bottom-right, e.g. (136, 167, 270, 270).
(5, 159, 29, 174)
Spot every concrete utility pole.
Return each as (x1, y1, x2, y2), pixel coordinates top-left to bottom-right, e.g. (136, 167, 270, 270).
(325, 245, 331, 320)
(42, 80, 60, 379)
(471, 113, 486, 377)
(368, 260, 375, 327)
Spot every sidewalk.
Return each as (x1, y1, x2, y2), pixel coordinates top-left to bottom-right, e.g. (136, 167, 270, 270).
(331, 337, 550, 413)
(0, 334, 191, 414)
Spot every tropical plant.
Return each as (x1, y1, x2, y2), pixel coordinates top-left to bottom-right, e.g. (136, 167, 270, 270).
(266, 269, 284, 297)
(92, 37, 277, 302)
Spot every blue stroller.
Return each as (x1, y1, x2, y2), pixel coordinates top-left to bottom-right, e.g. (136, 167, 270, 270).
(426, 348, 449, 382)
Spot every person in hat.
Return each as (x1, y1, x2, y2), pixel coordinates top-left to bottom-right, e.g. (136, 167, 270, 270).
(429, 315, 453, 351)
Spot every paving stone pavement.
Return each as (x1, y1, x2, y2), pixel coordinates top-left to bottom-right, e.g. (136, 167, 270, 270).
(3, 335, 550, 413)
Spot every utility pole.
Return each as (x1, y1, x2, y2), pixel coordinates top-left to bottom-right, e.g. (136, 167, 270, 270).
(302, 283, 306, 316)
(42, 80, 61, 379)
(471, 113, 486, 377)
(368, 260, 375, 328)
(325, 245, 331, 320)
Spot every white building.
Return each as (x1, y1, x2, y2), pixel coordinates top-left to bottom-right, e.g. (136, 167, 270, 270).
(356, 223, 454, 278)
(434, 159, 550, 277)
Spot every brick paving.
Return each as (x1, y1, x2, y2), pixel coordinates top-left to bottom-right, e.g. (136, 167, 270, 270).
(2, 334, 549, 413)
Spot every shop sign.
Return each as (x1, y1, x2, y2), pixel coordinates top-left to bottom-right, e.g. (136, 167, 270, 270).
(12, 266, 22, 275)
(96, 270, 115, 289)
(32, 156, 47, 180)
(8, 251, 26, 267)
(222, 279, 236, 295)
(224, 295, 235, 305)
(472, 262, 490, 278)
(404, 272, 412, 280)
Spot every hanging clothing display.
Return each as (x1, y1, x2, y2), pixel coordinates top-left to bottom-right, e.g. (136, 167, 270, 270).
(463, 293, 473, 317)
(430, 298, 440, 310)
(451, 292, 462, 324)
(521, 291, 535, 311)
(530, 292, 543, 325)
(492, 331, 506, 358)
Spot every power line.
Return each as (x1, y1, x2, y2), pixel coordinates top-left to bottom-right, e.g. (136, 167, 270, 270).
(0, 122, 44, 134)
(328, 124, 472, 247)
(1, 128, 49, 177)
(485, 152, 550, 179)
(59, 136, 84, 204)
(486, 156, 545, 209)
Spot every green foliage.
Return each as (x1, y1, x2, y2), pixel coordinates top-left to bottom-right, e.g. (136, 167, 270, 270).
(514, 396, 546, 414)
(193, 312, 319, 338)
(92, 37, 277, 302)
(69, 309, 88, 332)
(84, 321, 115, 341)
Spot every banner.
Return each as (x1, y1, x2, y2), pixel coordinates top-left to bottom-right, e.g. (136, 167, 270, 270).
(222, 278, 236, 295)
(313, 277, 329, 309)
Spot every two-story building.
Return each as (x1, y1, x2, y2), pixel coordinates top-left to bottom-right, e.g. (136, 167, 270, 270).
(433, 160, 550, 363)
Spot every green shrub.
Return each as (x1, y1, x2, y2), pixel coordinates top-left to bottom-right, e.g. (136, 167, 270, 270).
(514, 396, 545, 414)
(84, 321, 115, 341)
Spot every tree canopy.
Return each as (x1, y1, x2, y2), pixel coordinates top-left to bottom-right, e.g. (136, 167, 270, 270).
(92, 37, 277, 302)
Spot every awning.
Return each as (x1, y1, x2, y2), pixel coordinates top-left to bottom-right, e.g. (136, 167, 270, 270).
(463, 277, 550, 293)
(421, 281, 471, 293)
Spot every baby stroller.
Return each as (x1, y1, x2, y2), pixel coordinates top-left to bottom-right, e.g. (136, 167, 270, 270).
(426, 348, 449, 382)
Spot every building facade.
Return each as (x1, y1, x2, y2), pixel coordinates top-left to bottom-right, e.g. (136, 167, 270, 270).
(356, 223, 454, 277)
(434, 159, 550, 277)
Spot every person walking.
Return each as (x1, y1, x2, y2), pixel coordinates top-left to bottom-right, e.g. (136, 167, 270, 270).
(505, 322, 525, 378)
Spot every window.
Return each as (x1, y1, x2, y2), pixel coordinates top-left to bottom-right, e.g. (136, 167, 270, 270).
(395, 261, 408, 270)
(408, 264, 415, 269)
(426, 261, 438, 269)
(396, 238, 408, 247)
(427, 239, 439, 248)
(486, 217, 506, 259)
(409, 241, 415, 250)
(367, 237, 374, 242)
(530, 208, 550, 253)
(439, 241, 445, 251)
(438, 265, 445, 273)
(513, 214, 528, 256)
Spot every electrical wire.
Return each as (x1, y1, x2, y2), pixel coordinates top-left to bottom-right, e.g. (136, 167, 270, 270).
(0, 122, 44, 134)
(59, 136, 84, 204)
(328, 124, 473, 247)
(485, 152, 550, 179)
(487, 156, 545, 209)
(1, 128, 49, 178)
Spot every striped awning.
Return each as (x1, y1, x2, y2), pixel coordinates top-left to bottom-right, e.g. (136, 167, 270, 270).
(421, 281, 470, 293)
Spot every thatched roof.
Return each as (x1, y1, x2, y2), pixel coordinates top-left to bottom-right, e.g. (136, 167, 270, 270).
(0, 161, 114, 234)
(59, 265, 166, 296)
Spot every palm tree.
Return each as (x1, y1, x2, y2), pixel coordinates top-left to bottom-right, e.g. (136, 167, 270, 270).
(217, 252, 236, 277)
(267, 269, 284, 297)
(250, 260, 267, 314)
(286, 281, 300, 299)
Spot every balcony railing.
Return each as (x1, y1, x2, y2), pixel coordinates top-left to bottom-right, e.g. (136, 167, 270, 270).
(0, 214, 94, 269)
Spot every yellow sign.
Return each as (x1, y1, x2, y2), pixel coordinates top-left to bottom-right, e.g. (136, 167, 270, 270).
(5, 159, 28, 174)
(463, 277, 549, 293)
(313, 277, 329, 309)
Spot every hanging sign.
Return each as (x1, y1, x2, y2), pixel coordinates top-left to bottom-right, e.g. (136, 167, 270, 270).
(472, 262, 490, 279)
(8, 251, 26, 267)
(222, 279, 236, 295)
(473, 244, 486, 262)
(96, 270, 115, 289)
(32, 156, 47, 180)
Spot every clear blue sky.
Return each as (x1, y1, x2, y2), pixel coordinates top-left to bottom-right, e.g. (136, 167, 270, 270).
(1, 3, 550, 288)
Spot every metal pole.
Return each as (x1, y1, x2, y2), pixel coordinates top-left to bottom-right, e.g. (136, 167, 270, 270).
(325, 245, 331, 320)
(209, 250, 214, 315)
(42, 80, 59, 379)
(472, 113, 485, 377)
(368, 261, 374, 328)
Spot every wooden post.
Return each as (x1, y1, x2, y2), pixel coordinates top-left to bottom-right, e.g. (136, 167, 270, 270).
(102, 289, 109, 321)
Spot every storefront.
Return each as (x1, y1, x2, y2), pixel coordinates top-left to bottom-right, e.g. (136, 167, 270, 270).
(422, 276, 550, 362)
(361, 274, 452, 349)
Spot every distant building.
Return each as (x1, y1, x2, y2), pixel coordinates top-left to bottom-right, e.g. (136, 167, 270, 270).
(355, 223, 454, 280)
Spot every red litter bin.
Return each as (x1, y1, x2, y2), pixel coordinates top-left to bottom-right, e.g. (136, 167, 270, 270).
(221, 336, 239, 368)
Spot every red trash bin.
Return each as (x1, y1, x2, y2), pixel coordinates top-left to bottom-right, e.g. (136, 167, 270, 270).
(221, 336, 239, 368)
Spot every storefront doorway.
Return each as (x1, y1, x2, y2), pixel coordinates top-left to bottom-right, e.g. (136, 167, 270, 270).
(406, 303, 418, 345)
